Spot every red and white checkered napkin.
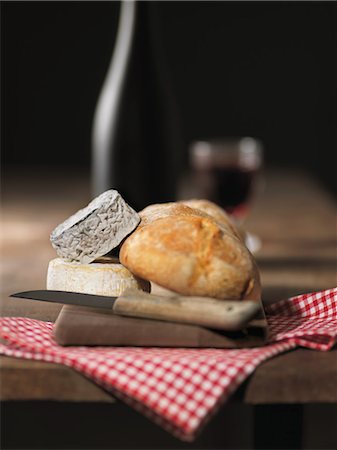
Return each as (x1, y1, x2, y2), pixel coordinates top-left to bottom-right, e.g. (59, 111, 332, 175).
(1, 287, 337, 441)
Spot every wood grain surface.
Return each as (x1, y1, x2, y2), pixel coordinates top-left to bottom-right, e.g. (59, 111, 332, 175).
(1, 167, 336, 403)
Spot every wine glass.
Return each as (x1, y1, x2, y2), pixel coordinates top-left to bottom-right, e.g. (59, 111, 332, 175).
(188, 137, 264, 252)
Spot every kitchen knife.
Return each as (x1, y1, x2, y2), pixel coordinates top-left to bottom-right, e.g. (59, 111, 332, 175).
(11, 288, 261, 331)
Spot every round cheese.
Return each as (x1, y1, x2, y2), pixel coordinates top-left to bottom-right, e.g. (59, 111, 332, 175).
(47, 257, 150, 296)
(50, 190, 140, 264)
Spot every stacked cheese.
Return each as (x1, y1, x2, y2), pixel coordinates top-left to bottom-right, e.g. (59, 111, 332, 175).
(48, 190, 149, 296)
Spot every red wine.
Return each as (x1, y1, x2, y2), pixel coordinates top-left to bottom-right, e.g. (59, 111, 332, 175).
(210, 167, 256, 216)
(190, 139, 262, 220)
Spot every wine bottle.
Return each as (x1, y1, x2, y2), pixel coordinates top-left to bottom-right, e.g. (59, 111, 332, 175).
(92, 1, 184, 211)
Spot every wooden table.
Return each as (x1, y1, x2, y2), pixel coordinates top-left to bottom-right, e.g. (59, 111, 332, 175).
(1, 167, 336, 449)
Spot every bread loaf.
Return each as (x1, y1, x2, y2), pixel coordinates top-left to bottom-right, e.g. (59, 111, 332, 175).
(139, 202, 202, 225)
(120, 202, 260, 300)
(179, 199, 242, 240)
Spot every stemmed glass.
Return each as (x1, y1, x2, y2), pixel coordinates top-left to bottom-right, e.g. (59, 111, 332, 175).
(188, 137, 263, 252)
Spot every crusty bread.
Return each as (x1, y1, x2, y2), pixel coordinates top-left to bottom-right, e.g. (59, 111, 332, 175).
(120, 204, 260, 301)
(139, 201, 239, 238)
(139, 202, 206, 225)
(179, 199, 242, 240)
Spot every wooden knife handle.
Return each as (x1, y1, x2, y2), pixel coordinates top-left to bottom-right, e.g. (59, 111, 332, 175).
(113, 288, 261, 331)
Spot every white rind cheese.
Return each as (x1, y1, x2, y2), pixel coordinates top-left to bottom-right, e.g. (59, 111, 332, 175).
(47, 257, 150, 296)
(50, 190, 140, 264)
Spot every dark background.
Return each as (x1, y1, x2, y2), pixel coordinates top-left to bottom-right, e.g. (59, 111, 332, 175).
(2, 1, 336, 194)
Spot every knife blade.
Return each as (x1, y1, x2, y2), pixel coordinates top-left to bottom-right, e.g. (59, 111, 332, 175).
(11, 288, 262, 331)
(11, 290, 116, 310)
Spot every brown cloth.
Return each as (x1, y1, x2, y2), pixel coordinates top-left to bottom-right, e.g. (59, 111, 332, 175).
(53, 305, 267, 348)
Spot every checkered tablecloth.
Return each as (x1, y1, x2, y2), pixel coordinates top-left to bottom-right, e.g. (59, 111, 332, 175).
(1, 287, 336, 441)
